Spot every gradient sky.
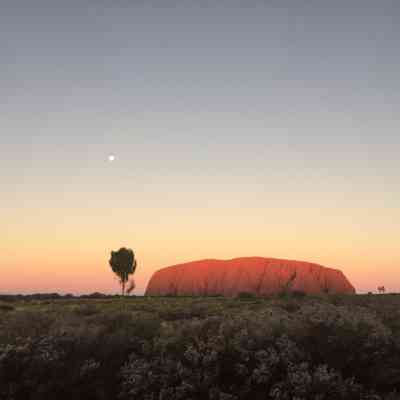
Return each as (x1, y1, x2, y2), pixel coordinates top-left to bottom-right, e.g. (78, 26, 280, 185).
(1, 0, 399, 294)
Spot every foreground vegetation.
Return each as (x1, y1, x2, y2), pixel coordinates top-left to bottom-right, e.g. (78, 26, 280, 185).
(1, 293, 400, 399)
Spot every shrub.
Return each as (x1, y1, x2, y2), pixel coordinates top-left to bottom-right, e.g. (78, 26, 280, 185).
(0, 310, 53, 344)
(0, 303, 14, 312)
(237, 292, 257, 300)
(292, 290, 307, 298)
(73, 304, 99, 317)
(2, 296, 400, 399)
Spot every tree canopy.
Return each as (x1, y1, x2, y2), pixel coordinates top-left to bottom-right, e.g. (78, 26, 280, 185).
(109, 247, 137, 296)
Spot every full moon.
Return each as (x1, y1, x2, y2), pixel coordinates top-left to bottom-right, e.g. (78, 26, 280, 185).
(108, 154, 115, 162)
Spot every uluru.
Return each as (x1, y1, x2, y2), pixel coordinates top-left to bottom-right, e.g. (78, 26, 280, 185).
(145, 257, 356, 296)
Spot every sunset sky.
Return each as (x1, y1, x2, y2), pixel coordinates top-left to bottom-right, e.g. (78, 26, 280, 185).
(1, 0, 399, 295)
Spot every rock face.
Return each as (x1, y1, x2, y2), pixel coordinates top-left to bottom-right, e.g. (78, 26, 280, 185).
(145, 257, 355, 296)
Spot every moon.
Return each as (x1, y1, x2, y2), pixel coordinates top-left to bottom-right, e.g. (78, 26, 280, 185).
(108, 154, 115, 162)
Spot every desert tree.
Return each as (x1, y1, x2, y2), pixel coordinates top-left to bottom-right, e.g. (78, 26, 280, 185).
(126, 279, 136, 296)
(278, 270, 297, 294)
(109, 247, 137, 296)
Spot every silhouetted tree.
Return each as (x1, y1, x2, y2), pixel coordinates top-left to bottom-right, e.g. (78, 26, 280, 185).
(126, 279, 136, 295)
(280, 271, 297, 294)
(109, 248, 137, 296)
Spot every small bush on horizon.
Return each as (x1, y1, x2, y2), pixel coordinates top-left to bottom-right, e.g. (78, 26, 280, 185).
(237, 291, 257, 300)
(291, 289, 307, 298)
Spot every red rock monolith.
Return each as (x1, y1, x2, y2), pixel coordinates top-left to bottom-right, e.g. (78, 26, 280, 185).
(145, 257, 355, 296)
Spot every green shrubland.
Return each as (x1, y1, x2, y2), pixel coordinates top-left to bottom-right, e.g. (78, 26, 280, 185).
(1, 294, 400, 399)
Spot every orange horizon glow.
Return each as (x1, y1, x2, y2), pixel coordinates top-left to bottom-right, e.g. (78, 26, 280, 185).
(2, 204, 399, 294)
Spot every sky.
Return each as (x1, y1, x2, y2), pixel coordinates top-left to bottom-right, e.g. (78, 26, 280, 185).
(1, 0, 399, 295)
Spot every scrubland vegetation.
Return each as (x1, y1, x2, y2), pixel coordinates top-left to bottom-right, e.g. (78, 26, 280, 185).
(1, 293, 400, 399)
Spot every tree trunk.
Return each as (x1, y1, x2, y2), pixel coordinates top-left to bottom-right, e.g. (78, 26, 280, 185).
(122, 281, 125, 296)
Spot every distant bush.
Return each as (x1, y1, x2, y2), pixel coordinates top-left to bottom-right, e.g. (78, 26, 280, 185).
(237, 292, 257, 300)
(73, 304, 100, 317)
(0, 303, 14, 312)
(279, 299, 301, 313)
(80, 292, 109, 299)
(0, 293, 124, 302)
(292, 290, 307, 298)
